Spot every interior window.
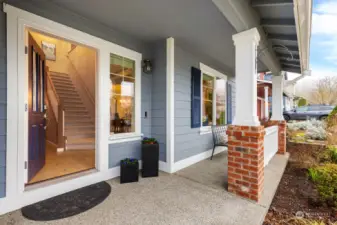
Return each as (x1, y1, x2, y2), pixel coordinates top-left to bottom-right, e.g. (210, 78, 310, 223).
(215, 78, 226, 125)
(202, 74, 213, 126)
(110, 53, 135, 134)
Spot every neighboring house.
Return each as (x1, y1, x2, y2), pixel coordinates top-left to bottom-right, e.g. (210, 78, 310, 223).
(0, 0, 312, 214)
(257, 72, 298, 120)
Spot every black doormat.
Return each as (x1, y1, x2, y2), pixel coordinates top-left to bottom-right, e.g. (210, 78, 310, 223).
(21, 181, 111, 221)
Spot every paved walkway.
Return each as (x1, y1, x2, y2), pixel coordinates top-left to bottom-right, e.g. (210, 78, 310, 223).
(0, 152, 289, 225)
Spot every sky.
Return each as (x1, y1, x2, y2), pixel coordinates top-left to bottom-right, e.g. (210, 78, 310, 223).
(310, 0, 337, 77)
(292, 0, 337, 97)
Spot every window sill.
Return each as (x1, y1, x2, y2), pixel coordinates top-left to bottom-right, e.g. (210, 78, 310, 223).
(200, 126, 212, 135)
(108, 133, 143, 144)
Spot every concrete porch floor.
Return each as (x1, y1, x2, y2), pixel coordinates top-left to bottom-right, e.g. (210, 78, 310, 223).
(0, 152, 289, 225)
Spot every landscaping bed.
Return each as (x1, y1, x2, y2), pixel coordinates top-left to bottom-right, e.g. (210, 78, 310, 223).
(263, 142, 337, 225)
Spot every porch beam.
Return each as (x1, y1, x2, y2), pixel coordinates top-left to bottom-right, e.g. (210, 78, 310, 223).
(251, 0, 293, 7)
(212, 0, 281, 74)
(276, 53, 300, 60)
(271, 74, 284, 121)
(232, 28, 260, 126)
(261, 18, 295, 27)
(268, 34, 298, 42)
(282, 66, 301, 73)
(273, 45, 299, 53)
(281, 62, 301, 68)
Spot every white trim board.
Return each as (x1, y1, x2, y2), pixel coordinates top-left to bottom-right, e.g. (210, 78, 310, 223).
(166, 37, 175, 173)
(3, 3, 142, 214)
(199, 62, 227, 129)
(172, 147, 227, 173)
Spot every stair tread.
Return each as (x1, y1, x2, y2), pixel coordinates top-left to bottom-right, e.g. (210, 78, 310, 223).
(50, 71, 96, 149)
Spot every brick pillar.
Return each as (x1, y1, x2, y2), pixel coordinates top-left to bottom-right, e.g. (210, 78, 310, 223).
(266, 121, 287, 155)
(226, 125, 265, 202)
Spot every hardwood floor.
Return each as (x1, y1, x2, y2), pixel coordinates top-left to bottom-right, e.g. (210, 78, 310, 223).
(28, 143, 95, 184)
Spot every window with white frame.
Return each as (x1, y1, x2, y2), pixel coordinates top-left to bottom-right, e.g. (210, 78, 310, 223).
(110, 53, 136, 134)
(200, 64, 227, 128)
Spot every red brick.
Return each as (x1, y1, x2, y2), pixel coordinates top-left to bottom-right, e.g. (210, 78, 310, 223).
(235, 158, 249, 164)
(228, 161, 241, 168)
(236, 180, 250, 187)
(235, 168, 249, 175)
(240, 126, 250, 131)
(230, 151, 242, 157)
(237, 191, 250, 198)
(243, 132, 262, 138)
(228, 166, 235, 172)
(228, 172, 242, 180)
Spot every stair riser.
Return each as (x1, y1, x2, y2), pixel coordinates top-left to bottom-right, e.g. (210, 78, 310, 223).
(50, 72, 95, 150)
(54, 88, 77, 93)
(66, 134, 95, 139)
(50, 78, 72, 83)
(66, 144, 95, 150)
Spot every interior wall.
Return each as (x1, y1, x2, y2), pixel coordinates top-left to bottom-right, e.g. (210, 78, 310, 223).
(0, 1, 7, 198)
(68, 45, 96, 99)
(29, 31, 96, 99)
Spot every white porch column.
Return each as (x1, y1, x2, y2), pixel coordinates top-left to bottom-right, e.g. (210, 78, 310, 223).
(271, 74, 284, 121)
(264, 86, 269, 119)
(232, 28, 261, 126)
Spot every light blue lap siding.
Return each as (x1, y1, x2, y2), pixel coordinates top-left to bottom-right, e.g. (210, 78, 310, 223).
(0, 1, 6, 198)
(174, 43, 235, 162)
(108, 141, 141, 168)
(1, 1, 154, 185)
(228, 77, 236, 120)
(150, 41, 167, 162)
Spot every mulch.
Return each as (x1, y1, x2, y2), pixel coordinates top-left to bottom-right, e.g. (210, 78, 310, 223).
(263, 142, 337, 225)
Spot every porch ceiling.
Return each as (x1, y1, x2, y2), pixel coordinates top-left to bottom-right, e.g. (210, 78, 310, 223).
(48, 0, 238, 75)
(252, 0, 301, 74)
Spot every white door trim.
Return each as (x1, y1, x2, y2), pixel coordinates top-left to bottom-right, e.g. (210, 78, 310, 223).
(2, 3, 142, 214)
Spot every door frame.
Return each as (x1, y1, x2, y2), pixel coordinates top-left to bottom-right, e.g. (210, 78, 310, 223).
(3, 3, 142, 214)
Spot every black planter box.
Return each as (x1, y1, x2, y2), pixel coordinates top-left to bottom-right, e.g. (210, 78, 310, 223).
(120, 160, 139, 184)
(141, 143, 159, 177)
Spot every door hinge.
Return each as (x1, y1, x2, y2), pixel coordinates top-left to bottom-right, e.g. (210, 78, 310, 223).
(25, 103, 28, 112)
(24, 161, 27, 169)
(25, 46, 28, 54)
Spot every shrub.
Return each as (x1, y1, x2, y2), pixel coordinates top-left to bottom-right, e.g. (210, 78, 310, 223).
(327, 146, 337, 163)
(326, 105, 337, 127)
(308, 164, 337, 207)
(142, 137, 158, 144)
(305, 126, 327, 140)
(287, 121, 310, 131)
(287, 119, 327, 140)
(121, 158, 138, 165)
(298, 98, 307, 107)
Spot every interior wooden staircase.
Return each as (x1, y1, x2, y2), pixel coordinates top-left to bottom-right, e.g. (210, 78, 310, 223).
(49, 71, 95, 150)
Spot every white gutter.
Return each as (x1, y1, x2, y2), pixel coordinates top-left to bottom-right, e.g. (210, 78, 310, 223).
(293, 0, 312, 73)
(284, 69, 311, 87)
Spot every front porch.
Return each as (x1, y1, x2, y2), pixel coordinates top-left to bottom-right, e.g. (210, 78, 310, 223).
(0, 0, 312, 217)
(0, 152, 288, 225)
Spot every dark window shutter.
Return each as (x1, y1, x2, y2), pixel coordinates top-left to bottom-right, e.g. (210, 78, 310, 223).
(191, 67, 201, 128)
(227, 82, 232, 124)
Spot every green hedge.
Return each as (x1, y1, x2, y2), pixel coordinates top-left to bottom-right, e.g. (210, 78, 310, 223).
(298, 98, 307, 107)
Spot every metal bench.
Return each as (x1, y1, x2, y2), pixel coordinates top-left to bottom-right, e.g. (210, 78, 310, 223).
(210, 125, 228, 160)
